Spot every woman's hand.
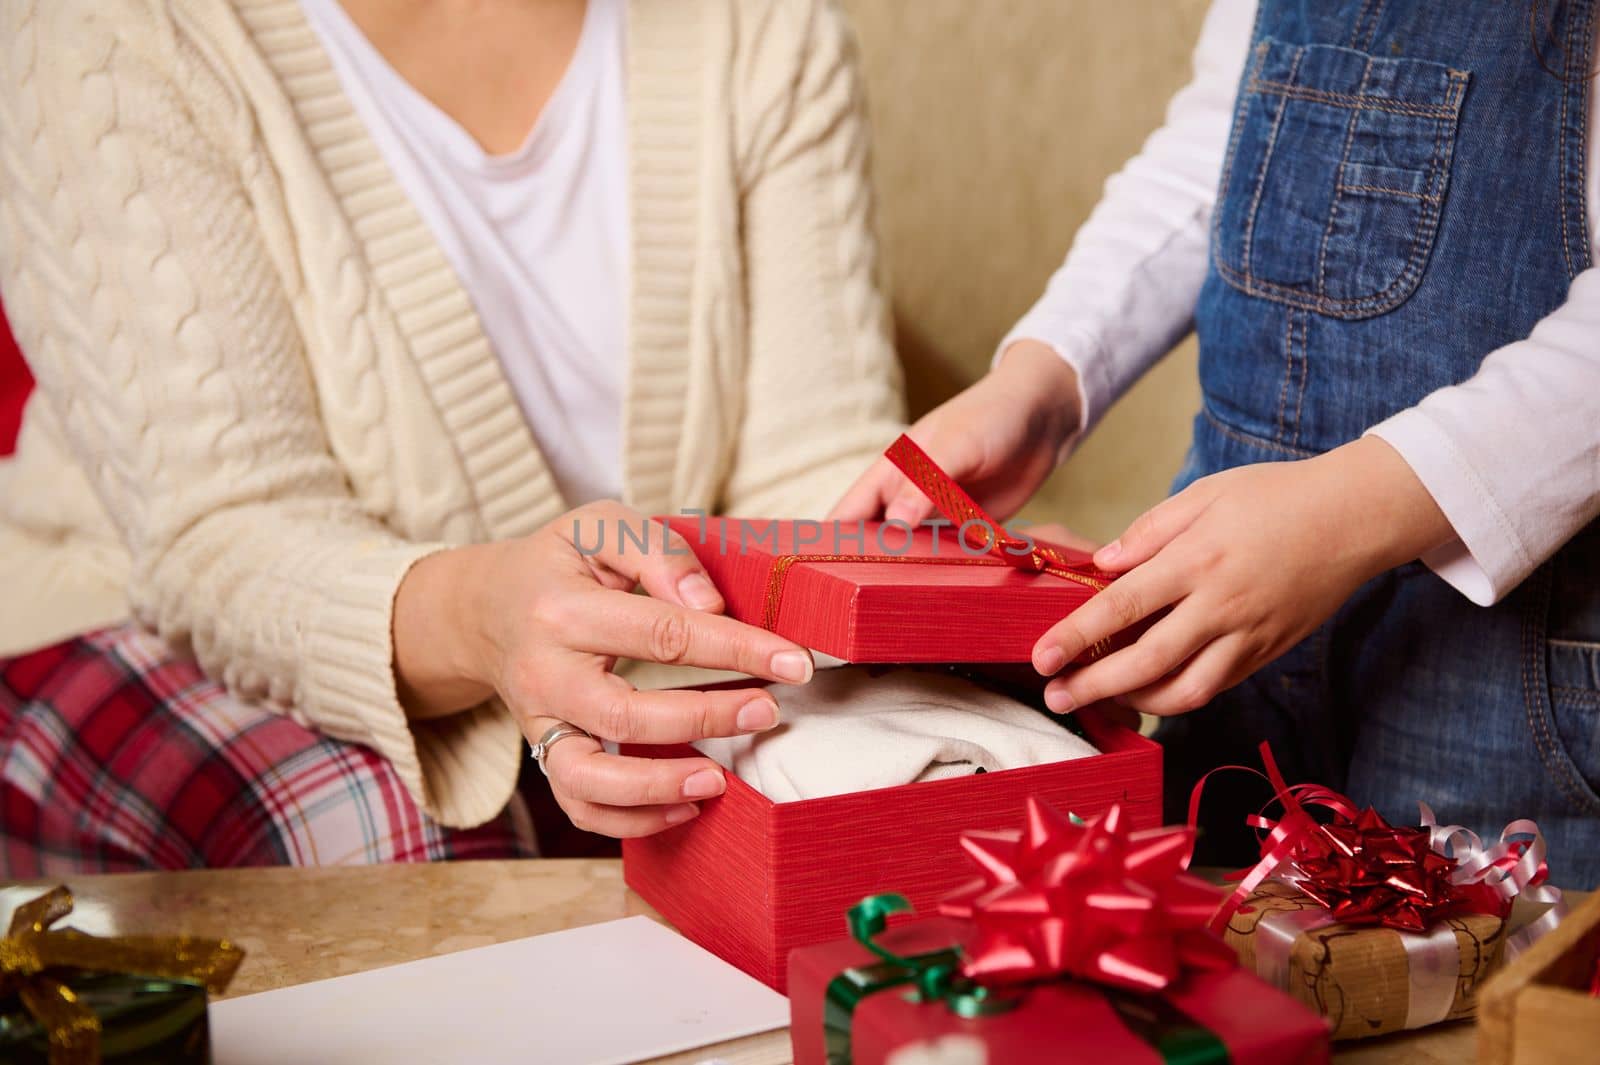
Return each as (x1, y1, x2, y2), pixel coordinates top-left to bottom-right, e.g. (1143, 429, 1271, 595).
(394, 501, 816, 837)
(830, 340, 1084, 525)
(1032, 436, 1455, 716)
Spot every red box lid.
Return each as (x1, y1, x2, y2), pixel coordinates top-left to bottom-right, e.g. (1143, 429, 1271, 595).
(661, 516, 1115, 664)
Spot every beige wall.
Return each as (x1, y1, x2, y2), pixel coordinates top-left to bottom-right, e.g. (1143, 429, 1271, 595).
(841, 0, 1210, 543)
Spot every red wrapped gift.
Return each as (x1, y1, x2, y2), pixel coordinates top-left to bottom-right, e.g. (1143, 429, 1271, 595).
(623, 435, 1161, 990)
(623, 710, 1159, 992)
(788, 802, 1330, 1064)
(661, 435, 1123, 663)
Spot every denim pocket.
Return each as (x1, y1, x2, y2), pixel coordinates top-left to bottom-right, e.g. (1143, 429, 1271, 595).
(1212, 39, 1469, 319)
(1545, 638, 1600, 802)
(1544, 533, 1600, 804)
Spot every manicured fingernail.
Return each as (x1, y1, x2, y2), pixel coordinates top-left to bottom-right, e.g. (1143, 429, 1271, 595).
(1035, 646, 1066, 676)
(1095, 540, 1122, 566)
(1044, 686, 1077, 713)
(736, 698, 779, 731)
(682, 769, 725, 799)
(677, 573, 721, 610)
(771, 651, 813, 684)
(665, 804, 700, 825)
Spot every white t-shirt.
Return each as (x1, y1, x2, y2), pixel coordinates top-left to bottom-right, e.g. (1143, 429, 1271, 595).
(300, 0, 629, 505)
(1005, 0, 1600, 606)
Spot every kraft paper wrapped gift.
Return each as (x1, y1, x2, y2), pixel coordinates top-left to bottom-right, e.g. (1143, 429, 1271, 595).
(1197, 743, 1565, 1041)
(1221, 879, 1506, 1040)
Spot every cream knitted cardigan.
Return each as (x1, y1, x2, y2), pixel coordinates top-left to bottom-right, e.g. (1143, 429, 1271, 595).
(0, 0, 905, 828)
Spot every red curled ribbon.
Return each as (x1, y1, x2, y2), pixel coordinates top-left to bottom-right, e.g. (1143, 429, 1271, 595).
(1193, 742, 1564, 943)
(938, 798, 1236, 994)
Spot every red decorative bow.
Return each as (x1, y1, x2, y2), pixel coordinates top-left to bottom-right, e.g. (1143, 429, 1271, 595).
(938, 799, 1235, 994)
(1195, 742, 1558, 937)
(1285, 805, 1504, 933)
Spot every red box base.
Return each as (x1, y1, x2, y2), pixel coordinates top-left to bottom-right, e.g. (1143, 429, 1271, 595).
(622, 710, 1160, 992)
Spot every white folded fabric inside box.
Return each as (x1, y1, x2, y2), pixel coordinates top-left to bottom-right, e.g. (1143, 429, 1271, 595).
(694, 667, 1098, 802)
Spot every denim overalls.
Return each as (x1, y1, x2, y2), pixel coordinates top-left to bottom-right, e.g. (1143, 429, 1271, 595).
(1157, 0, 1600, 887)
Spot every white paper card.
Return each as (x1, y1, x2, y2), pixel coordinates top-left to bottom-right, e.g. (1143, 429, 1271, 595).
(210, 916, 789, 1065)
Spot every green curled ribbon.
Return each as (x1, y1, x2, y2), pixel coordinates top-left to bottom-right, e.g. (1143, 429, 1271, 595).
(846, 894, 1017, 1019)
(823, 894, 1017, 1065)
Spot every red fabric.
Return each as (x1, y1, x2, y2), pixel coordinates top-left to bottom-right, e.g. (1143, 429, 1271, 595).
(0, 294, 32, 455)
(622, 706, 1161, 992)
(662, 517, 1126, 664)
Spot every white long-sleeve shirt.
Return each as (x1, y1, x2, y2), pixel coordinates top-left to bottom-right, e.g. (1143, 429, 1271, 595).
(1006, 0, 1600, 606)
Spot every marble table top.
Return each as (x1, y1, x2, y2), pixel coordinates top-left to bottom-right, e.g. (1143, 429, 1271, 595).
(1, 859, 1505, 1064)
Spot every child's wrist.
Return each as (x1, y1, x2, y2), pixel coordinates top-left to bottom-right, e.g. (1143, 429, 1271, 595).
(995, 338, 1084, 454)
(1324, 436, 1456, 576)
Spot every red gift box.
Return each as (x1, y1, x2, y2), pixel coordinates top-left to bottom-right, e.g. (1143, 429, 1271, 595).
(661, 515, 1116, 663)
(624, 436, 1159, 989)
(621, 709, 1160, 992)
(657, 432, 1124, 664)
(788, 916, 1331, 1065)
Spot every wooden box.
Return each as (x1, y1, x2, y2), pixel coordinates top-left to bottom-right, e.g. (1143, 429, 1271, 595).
(1478, 888, 1600, 1064)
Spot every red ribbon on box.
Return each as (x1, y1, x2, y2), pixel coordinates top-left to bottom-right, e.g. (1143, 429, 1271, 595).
(883, 435, 1117, 588)
(761, 434, 1114, 642)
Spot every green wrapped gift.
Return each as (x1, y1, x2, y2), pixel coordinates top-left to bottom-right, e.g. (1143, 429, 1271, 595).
(0, 886, 243, 1065)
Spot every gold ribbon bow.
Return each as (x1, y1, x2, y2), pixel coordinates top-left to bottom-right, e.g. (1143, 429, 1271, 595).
(0, 886, 243, 1065)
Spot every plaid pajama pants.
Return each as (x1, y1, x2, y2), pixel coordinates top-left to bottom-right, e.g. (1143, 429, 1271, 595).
(0, 624, 538, 874)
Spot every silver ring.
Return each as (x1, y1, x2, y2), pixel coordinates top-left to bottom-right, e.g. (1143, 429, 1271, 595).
(530, 722, 596, 777)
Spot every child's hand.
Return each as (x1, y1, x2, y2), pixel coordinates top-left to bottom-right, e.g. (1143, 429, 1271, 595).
(830, 340, 1082, 525)
(1032, 436, 1455, 716)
